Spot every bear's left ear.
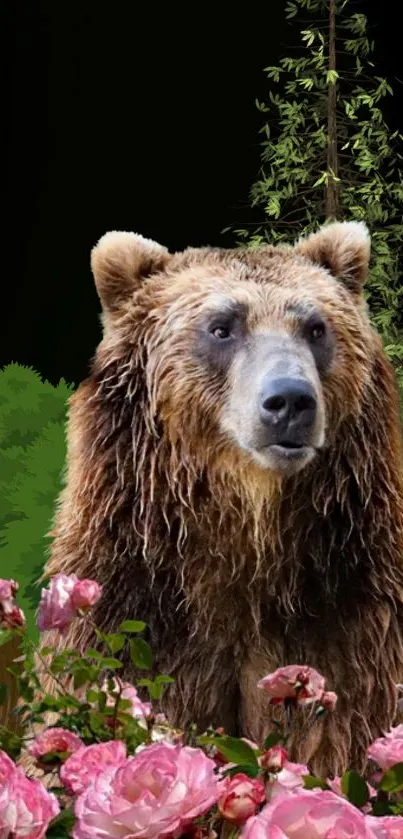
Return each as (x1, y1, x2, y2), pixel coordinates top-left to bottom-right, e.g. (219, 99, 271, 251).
(91, 231, 171, 314)
(294, 221, 370, 295)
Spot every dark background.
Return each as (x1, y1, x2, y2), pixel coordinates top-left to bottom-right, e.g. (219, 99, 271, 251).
(4, 2, 402, 387)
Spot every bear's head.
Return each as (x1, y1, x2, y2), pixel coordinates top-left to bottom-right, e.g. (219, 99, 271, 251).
(91, 222, 375, 480)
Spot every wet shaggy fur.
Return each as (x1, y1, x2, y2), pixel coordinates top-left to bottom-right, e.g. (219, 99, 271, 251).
(42, 222, 403, 777)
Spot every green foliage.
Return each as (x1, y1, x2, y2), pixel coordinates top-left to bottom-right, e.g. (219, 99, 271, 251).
(197, 734, 260, 767)
(341, 769, 370, 808)
(379, 762, 403, 794)
(234, 0, 403, 389)
(1, 619, 168, 760)
(0, 364, 74, 637)
(0, 363, 73, 449)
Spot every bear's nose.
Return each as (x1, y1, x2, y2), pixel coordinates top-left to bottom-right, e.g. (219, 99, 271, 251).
(259, 377, 317, 438)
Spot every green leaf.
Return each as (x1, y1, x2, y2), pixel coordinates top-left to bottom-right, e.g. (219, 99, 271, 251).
(147, 682, 164, 700)
(154, 674, 175, 685)
(85, 648, 104, 660)
(46, 807, 75, 839)
(264, 731, 285, 749)
(341, 770, 369, 808)
(86, 689, 99, 704)
(38, 696, 64, 710)
(101, 657, 123, 670)
(104, 633, 125, 654)
(119, 620, 147, 633)
(129, 638, 153, 670)
(116, 698, 133, 712)
(38, 749, 71, 764)
(73, 669, 90, 690)
(0, 728, 24, 760)
(98, 691, 107, 712)
(18, 680, 34, 702)
(88, 710, 107, 734)
(136, 676, 167, 699)
(224, 763, 261, 778)
(371, 798, 394, 817)
(303, 775, 330, 790)
(0, 629, 14, 648)
(379, 762, 403, 793)
(326, 69, 339, 85)
(197, 735, 259, 767)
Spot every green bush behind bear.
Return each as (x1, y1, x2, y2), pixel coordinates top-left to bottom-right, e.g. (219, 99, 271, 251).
(0, 361, 401, 640)
(0, 364, 74, 638)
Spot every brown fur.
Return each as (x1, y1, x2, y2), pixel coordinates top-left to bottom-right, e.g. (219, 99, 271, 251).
(40, 223, 403, 777)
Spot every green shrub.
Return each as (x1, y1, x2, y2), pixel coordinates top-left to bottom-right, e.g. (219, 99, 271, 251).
(0, 364, 74, 637)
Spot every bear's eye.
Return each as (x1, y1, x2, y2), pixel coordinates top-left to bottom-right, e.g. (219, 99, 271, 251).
(211, 325, 232, 340)
(309, 321, 326, 341)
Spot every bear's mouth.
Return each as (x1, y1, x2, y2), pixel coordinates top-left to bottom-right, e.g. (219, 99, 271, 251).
(278, 441, 303, 450)
(269, 442, 312, 460)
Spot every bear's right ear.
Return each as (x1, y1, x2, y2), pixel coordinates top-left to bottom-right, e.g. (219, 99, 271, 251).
(91, 231, 171, 314)
(293, 221, 370, 295)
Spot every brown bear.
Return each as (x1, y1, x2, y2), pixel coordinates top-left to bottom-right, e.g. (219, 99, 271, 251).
(42, 221, 403, 777)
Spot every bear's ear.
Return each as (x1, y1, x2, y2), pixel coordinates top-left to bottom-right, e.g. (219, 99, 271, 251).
(294, 221, 370, 295)
(91, 231, 171, 314)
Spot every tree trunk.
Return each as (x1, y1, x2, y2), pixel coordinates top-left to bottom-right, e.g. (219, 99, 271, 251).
(326, 0, 339, 219)
(0, 634, 23, 734)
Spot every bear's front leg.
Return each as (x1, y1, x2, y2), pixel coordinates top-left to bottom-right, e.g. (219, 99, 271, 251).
(159, 641, 241, 737)
(239, 630, 400, 778)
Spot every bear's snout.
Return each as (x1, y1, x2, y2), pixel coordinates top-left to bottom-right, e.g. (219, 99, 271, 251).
(258, 376, 318, 448)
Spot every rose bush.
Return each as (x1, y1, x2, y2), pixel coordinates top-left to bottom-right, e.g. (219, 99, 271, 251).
(0, 575, 401, 839)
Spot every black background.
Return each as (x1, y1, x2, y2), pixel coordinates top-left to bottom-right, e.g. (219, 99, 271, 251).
(4, 2, 402, 387)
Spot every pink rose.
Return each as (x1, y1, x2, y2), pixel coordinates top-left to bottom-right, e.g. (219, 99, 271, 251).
(321, 691, 338, 712)
(71, 579, 103, 610)
(37, 573, 79, 632)
(1, 603, 26, 628)
(243, 815, 288, 839)
(28, 727, 83, 762)
(366, 815, 403, 838)
(0, 578, 18, 603)
(73, 743, 220, 839)
(0, 759, 59, 839)
(260, 746, 289, 773)
(61, 740, 127, 795)
(257, 666, 327, 706)
(367, 725, 403, 772)
(218, 773, 266, 824)
(0, 749, 15, 783)
(0, 579, 25, 629)
(242, 790, 378, 838)
(37, 573, 102, 633)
